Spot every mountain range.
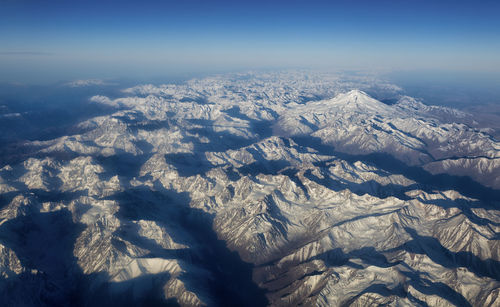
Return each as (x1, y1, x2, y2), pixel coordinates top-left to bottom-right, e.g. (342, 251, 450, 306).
(0, 71, 498, 306)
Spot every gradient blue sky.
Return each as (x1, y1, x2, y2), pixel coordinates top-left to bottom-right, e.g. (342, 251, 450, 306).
(1, 0, 499, 83)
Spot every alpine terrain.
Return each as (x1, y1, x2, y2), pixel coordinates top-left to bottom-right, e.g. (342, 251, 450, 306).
(0, 71, 499, 306)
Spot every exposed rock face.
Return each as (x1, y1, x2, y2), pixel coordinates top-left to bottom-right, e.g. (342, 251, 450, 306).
(0, 71, 498, 306)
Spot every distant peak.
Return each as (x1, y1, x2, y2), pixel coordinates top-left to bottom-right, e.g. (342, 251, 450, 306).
(345, 89, 370, 98)
(336, 89, 376, 104)
(326, 89, 395, 114)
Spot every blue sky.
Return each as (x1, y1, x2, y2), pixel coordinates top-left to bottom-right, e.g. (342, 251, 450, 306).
(1, 0, 499, 83)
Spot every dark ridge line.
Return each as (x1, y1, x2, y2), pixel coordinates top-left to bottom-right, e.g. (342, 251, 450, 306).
(429, 155, 500, 162)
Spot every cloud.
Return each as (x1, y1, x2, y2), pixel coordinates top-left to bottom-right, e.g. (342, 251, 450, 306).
(89, 95, 113, 105)
(0, 112, 22, 118)
(0, 51, 54, 56)
(65, 79, 115, 87)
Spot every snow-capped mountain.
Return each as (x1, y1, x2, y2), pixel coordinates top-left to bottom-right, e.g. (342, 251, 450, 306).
(0, 71, 498, 306)
(276, 90, 499, 188)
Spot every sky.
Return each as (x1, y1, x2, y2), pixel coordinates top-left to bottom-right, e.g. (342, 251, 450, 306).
(1, 0, 500, 83)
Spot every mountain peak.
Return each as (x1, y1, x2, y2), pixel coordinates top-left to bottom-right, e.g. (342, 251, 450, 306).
(337, 90, 377, 104)
(345, 89, 370, 98)
(327, 89, 394, 114)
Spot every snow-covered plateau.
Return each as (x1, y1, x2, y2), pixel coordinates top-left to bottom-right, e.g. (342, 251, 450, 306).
(0, 71, 499, 306)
